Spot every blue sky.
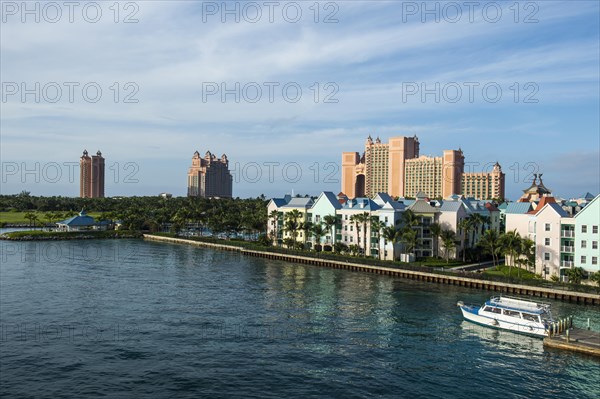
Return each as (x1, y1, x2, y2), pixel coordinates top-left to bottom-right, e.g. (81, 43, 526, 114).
(1, 1, 599, 200)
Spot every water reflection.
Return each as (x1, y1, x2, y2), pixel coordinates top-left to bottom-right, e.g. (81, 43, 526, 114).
(459, 321, 544, 356)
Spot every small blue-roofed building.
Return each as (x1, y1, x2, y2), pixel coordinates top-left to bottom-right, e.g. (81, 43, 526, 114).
(56, 210, 104, 232)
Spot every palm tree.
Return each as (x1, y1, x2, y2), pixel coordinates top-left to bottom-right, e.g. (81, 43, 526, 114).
(401, 209, 419, 229)
(501, 230, 522, 277)
(269, 210, 280, 245)
(359, 212, 371, 256)
(323, 214, 337, 247)
(518, 238, 535, 276)
(300, 221, 313, 248)
(458, 218, 472, 262)
(469, 213, 486, 247)
(429, 222, 442, 259)
(349, 214, 361, 254)
(400, 228, 418, 256)
(283, 218, 300, 247)
(370, 219, 385, 259)
(311, 223, 327, 251)
(381, 226, 401, 260)
(478, 229, 502, 268)
(284, 210, 302, 245)
(440, 229, 457, 263)
(24, 211, 39, 229)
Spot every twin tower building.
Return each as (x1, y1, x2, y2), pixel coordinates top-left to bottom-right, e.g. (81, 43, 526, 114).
(342, 136, 505, 200)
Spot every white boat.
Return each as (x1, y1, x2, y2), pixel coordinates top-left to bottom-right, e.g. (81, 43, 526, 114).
(457, 296, 555, 337)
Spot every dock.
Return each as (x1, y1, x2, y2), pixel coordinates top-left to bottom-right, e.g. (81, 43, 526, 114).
(544, 328, 600, 357)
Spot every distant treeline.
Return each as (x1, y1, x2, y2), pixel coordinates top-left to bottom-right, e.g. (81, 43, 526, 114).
(0, 192, 268, 234)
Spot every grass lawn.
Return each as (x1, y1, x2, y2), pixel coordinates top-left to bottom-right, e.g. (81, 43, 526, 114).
(0, 211, 104, 225)
(483, 265, 539, 280)
(418, 257, 466, 268)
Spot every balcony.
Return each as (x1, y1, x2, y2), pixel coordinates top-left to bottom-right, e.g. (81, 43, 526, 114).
(561, 230, 575, 238)
(560, 246, 574, 253)
(560, 261, 574, 268)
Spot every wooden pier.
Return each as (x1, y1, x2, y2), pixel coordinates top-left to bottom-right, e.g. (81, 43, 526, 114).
(143, 235, 600, 305)
(544, 328, 600, 357)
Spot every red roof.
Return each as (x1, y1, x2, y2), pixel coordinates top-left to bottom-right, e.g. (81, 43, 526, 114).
(485, 203, 499, 212)
(528, 196, 556, 214)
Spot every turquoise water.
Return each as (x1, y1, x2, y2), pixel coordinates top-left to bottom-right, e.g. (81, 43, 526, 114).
(1, 239, 599, 398)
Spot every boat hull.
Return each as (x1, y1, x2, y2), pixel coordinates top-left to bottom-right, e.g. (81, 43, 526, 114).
(459, 306, 548, 338)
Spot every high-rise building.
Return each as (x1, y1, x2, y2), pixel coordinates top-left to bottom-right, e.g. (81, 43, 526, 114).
(187, 150, 233, 198)
(80, 150, 105, 198)
(462, 162, 505, 201)
(342, 136, 504, 200)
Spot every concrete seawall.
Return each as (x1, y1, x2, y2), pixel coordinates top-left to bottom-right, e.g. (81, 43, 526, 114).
(143, 234, 600, 306)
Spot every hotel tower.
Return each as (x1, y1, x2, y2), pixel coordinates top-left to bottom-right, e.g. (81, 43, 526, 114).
(187, 150, 233, 198)
(342, 136, 504, 200)
(80, 150, 105, 198)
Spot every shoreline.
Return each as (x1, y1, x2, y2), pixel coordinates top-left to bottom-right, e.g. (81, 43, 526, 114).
(143, 234, 600, 306)
(0, 230, 143, 241)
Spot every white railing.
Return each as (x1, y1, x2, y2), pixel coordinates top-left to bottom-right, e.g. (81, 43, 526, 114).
(560, 246, 574, 253)
(560, 261, 574, 268)
(561, 230, 575, 238)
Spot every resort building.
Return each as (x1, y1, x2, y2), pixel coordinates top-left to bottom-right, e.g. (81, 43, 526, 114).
(80, 150, 105, 198)
(342, 136, 504, 200)
(574, 194, 600, 274)
(337, 197, 381, 256)
(187, 150, 233, 198)
(306, 191, 342, 248)
(462, 162, 505, 201)
(278, 197, 314, 245)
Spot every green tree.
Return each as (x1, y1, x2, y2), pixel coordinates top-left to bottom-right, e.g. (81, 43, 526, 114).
(501, 230, 522, 277)
(401, 228, 417, 255)
(269, 210, 280, 246)
(370, 219, 385, 259)
(589, 271, 600, 288)
(323, 214, 337, 246)
(311, 223, 327, 251)
(458, 218, 472, 262)
(440, 229, 457, 263)
(429, 222, 442, 259)
(565, 267, 585, 285)
(479, 229, 503, 268)
(381, 226, 401, 260)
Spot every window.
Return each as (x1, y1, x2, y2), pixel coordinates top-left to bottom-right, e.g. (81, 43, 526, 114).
(545, 238, 550, 246)
(581, 256, 586, 264)
(545, 223, 551, 231)
(593, 226, 598, 234)
(593, 241, 598, 250)
(523, 314, 540, 322)
(503, 309, 521, 318)
(385, 216, 388, 223)
(544, 253, 550, 261)
(350, 237, 353, 243)
(593, 257, 598, 265)
(582, 225, 587, 233)
(581, 240, 587, 249)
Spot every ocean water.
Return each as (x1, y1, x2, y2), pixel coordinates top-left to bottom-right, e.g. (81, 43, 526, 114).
(1, 239, 599, 398)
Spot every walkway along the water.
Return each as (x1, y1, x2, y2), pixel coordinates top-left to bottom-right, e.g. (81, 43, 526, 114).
(143, 235, 600, 306)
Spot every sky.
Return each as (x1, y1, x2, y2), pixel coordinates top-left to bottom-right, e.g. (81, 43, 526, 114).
(1, 0, 599, 200)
